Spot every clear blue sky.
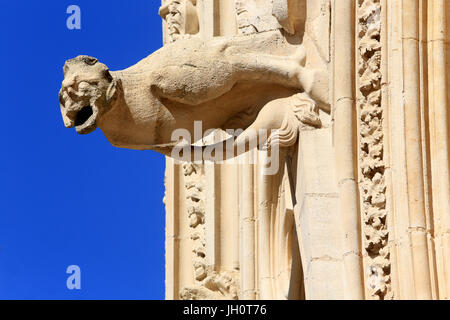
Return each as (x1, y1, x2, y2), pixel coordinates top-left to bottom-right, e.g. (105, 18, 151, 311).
(0, 1, 166, 299)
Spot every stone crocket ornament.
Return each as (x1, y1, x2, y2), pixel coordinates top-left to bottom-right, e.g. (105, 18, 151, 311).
(59, 30, 328, 157)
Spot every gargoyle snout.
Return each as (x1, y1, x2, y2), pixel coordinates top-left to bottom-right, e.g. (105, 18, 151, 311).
(59, 86, 98, 134)
(59, 88, 74, 128)
(61, 107, 79, 129)
(62, 112, 75, 129)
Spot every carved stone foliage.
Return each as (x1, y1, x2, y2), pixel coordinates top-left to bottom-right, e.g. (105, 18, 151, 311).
(357, 0, 391, 300)
(180, 163, 239, 300)
(234, 0, 258, 34)
(234, 0, 287, 35)
(159, 0, 199, 43)
(235, 0, 306, 35)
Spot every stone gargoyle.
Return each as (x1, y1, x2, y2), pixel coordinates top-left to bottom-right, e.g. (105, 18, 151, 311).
(59, 30, 328, 158)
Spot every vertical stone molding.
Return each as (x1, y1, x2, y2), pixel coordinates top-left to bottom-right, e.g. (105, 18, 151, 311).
(356, 0, 391, 300)
(333, 0, 365, 300)
(427, 0, 450, 300)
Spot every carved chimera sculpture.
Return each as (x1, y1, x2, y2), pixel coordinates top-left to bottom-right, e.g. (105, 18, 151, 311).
(59, 0, 334, 301)
(58, 0, 334, 301)
(59, 30, 327, 155)
(59, 0, 450, 300)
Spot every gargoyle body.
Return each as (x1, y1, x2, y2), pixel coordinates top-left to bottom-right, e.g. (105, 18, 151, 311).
(59, 30, 327, 156)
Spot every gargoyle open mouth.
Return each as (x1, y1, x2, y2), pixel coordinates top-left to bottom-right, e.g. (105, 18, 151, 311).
(74, 105, 98, 134)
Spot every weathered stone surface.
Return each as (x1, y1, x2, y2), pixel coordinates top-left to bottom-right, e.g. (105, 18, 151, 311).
(59, 30, 327, 156)
(60, 0, 450, 300)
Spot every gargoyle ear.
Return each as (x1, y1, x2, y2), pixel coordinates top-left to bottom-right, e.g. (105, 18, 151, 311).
(106, 79, 121, 105)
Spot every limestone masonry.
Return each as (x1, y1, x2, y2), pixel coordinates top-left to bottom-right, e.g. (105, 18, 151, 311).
(60, 0, 450, 300)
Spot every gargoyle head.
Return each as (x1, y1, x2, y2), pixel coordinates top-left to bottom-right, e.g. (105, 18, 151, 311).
(59, 55, 120, 134)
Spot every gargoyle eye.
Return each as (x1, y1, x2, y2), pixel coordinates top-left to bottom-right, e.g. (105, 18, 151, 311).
(78, 81, 99, 89)
(59, 89, 66, 105)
